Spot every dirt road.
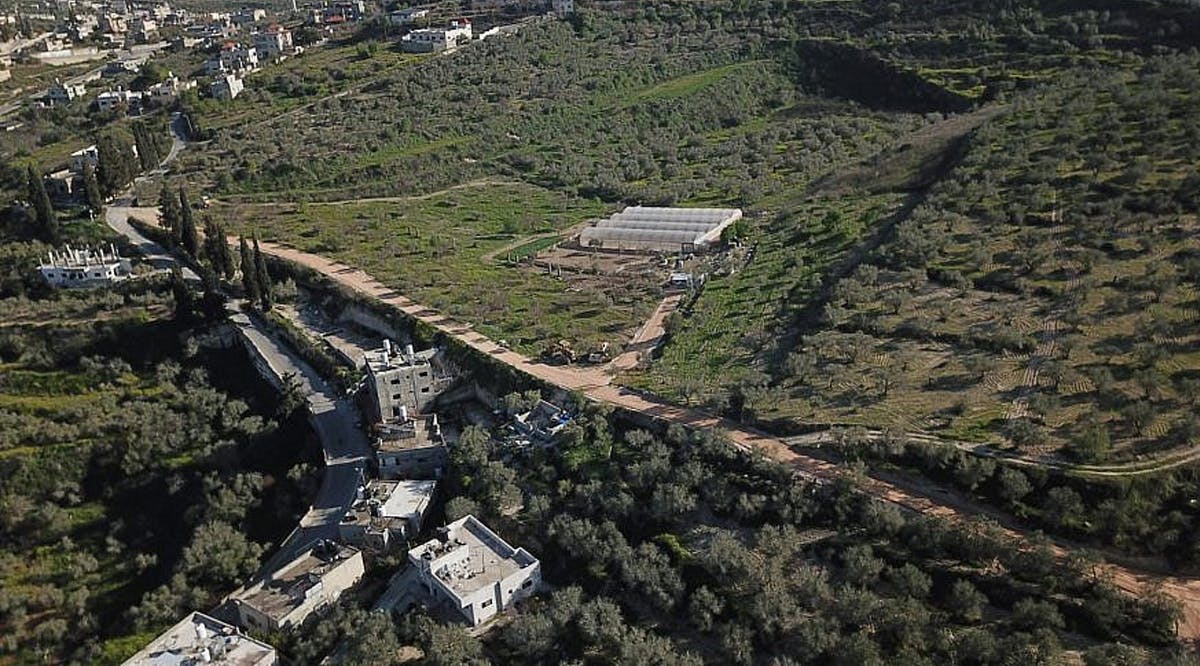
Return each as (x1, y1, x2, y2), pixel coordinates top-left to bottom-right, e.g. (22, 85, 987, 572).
(248, 237, 1200, 640)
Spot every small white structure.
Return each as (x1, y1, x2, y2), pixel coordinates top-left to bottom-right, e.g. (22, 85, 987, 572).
(122, 611, 278, 666)
(401, 19, 472, 53)
(578, 206, 743, 254)
(233, 541, 364, 633)
(388, 7, 428, 26)
(340, 479, 436, 550)
(46, 79, 87, 105)
(410, 515, 540, 627)
(210, 74, 244, 100)
(39, 245, 133, 288)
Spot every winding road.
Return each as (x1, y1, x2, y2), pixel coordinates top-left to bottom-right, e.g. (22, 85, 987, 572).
(103, 203, 372, 582)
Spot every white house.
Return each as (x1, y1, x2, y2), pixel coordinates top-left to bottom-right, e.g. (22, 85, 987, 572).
(147, 74, 197, 103)
(388, 7, 428, 26)
(252, 24, 294, 59)
(205, 42, 259, 74)
(409, 515, 540, 626)
(39, 245, 133, 288)
(233, 541, 364, 633)
(95, 88, 144, 113)
(400, 19, 473, 53)
(210, 74, 244, 100)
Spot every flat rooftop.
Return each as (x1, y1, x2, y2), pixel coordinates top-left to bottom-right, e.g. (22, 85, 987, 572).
(377, 416, 444, 453)
(236, 542, 359, 622)
(343, 479, 436, 528)
(122, 611, 275, 666)
(411, 516, 536, 598)
(366, 344, 438, 374)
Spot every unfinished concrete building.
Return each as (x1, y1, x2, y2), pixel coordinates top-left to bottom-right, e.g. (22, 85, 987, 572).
(365, 341, 454, 423)
(375, 413, 449, 479)
(339, 479, 436, 550)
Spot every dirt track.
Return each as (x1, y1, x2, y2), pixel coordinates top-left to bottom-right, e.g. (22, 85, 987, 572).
(250, 236, 1200, 641)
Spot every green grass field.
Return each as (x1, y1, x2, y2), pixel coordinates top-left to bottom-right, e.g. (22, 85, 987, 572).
(218, 181, 661, 353)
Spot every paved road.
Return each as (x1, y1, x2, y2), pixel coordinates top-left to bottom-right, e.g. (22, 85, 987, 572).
(104, 203, 199, 280)
(247, 238, 1200, 640)
(231, 309, 372, 577)
(103, 204, 371, 581)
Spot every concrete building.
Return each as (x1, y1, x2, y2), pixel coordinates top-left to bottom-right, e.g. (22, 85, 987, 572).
(400, 20, 472, 53)
(46, 79, 87, 105)
(39, 245, 133, 287)
(147, 74, 197, 103)
(233, 541, 364, 633)
(122, 611, 278, 666)
(99, 13, 127, 34)
(365, 341, 454, 422)
(233, 7, 267, 26)
(578, 206, 743, 254)
(206, 43, 259, 74)
(210, 74, 244, 100)
(552, 0, 575, 16)
(375, 414, 449, 479)
(70, 145, 99, 172)
(410, 515, 540, 627)
(252, 24, 294, 59)
(95, 88, 143, 113)
(339, 479, 436, 550)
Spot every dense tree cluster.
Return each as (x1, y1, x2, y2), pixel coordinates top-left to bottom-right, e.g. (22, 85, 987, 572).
(0, 302, 315, 662)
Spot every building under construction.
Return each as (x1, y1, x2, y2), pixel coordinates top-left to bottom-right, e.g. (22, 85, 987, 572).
(38, 244, 133, 288)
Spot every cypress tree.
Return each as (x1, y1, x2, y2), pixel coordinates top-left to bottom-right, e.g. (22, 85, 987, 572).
(26, 166, 60, 244)
(170, 267, 195, 322)
(82, 162, 103, 213)
(203, 219, 236, 280)
(216, 223, 235, 280)
(158, 183, 181, 239)
(252, 235, 273, 310)
(179, 187, 199, 257)
(239, 236, 260, 304)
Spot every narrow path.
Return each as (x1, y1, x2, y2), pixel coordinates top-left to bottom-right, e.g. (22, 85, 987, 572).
(243, 236, 1200, 640)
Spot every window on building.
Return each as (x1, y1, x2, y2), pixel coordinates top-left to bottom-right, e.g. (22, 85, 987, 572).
(481, 599, 493, 608)
(421, 387, 430, 393)
(521, 580, 533, 589)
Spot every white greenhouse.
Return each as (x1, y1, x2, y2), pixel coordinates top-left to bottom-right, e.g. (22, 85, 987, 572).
(578, 206, 742, 253)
